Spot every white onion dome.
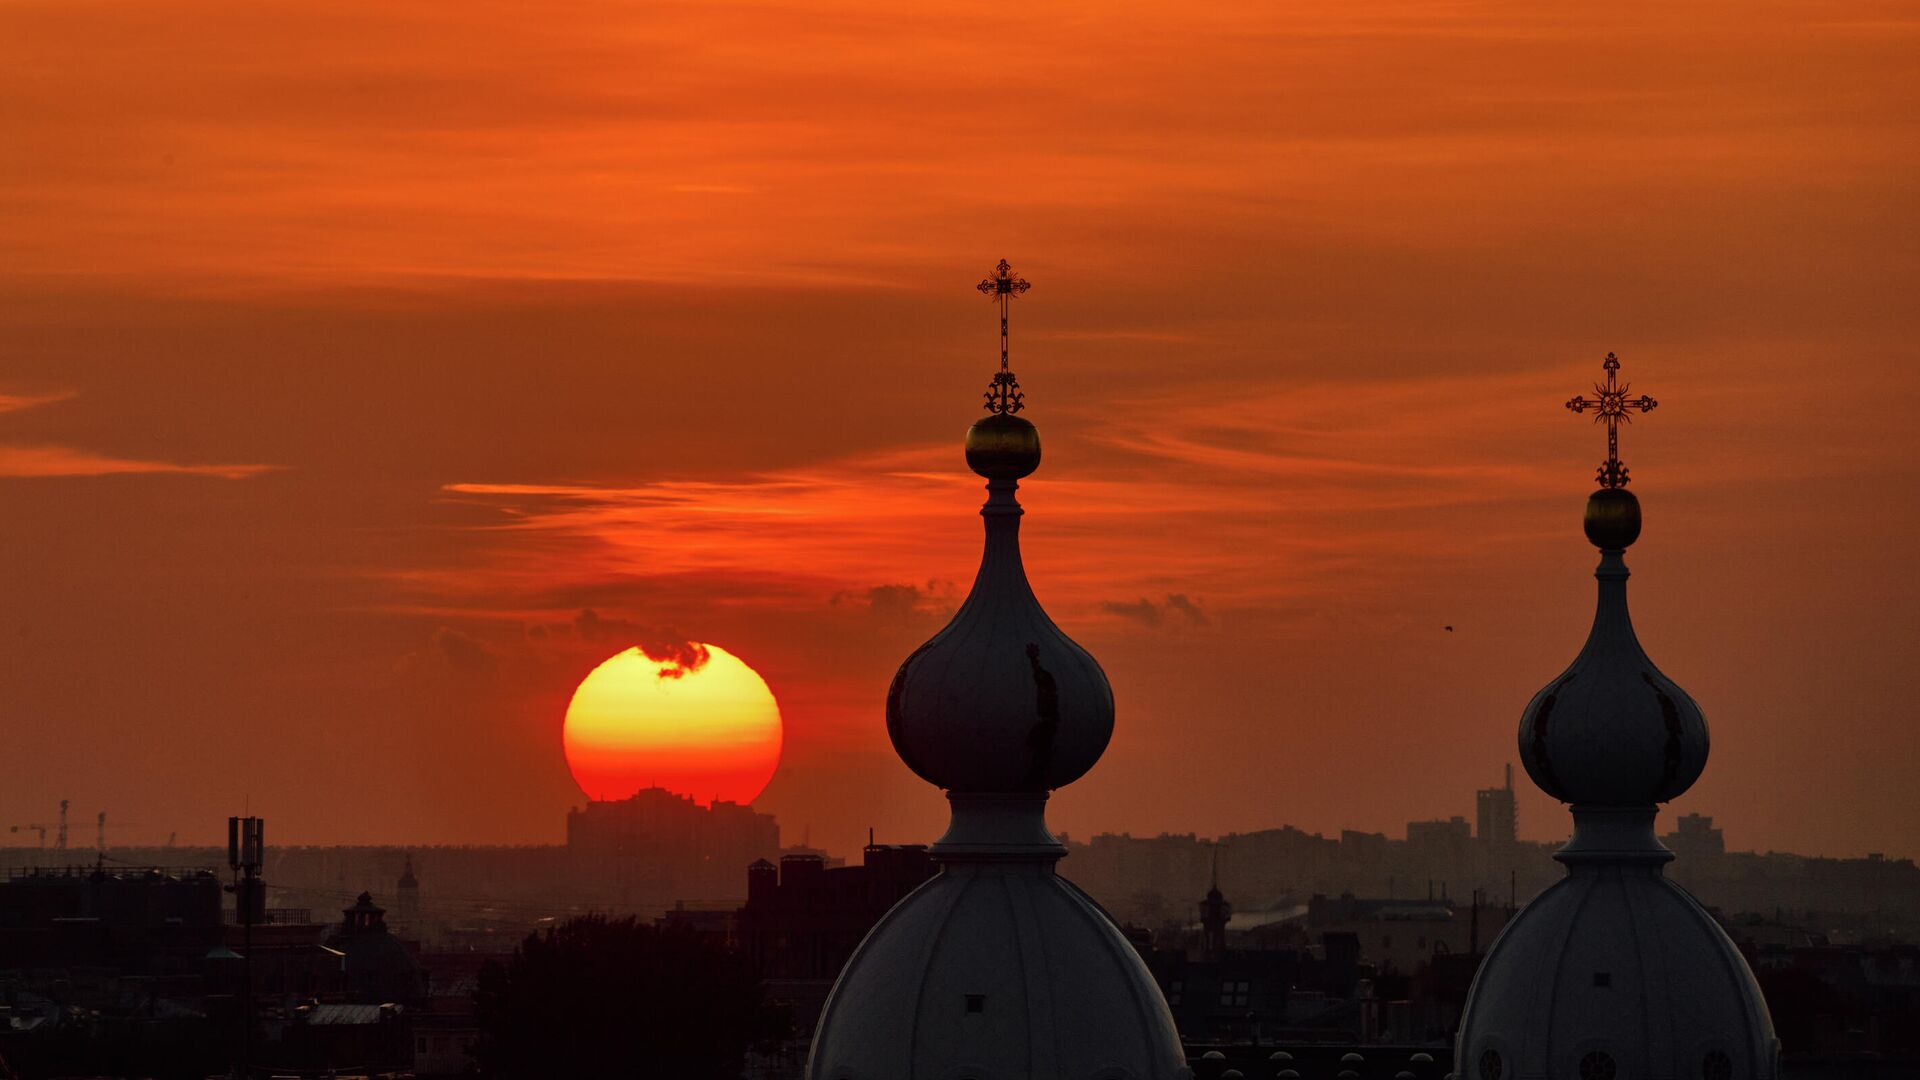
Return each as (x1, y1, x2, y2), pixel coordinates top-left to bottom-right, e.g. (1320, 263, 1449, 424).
(1517, 488, 1708, 807)
(885, 414, 1115, 793)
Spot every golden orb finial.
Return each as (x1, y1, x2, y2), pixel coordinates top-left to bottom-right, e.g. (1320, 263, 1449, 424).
(966, 412, 1041, 479)
(1584, 487, 1642, 550)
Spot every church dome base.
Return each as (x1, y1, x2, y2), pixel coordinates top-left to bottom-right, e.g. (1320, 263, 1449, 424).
(807, 860, 1189, 1080)
(1457, 862, 1778, 1080)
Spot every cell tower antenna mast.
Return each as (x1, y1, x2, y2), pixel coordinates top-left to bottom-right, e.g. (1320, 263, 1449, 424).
(227, 816, 265, 1078)
(56, 800, 67, 852)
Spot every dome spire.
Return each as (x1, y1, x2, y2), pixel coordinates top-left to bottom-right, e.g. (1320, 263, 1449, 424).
(888, 259, 1111, 829)
(1519, 351, 1705, 860)
(810, 262, 1183, 1079)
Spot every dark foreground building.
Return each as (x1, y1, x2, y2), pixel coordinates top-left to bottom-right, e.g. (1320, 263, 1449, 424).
(0, 861, 433, 1077)
(739, 843, 935, 980)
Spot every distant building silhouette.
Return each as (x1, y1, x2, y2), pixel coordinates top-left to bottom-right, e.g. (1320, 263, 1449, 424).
(394, 853, 420, 931)
(1406, 816, 1473, 869)
(397, 854, 419, 905)
(1474, 764, 1517, 847)
(1665, 812, 1727, 860)
(1305, 891, 1506, 978)
(566, 786, 779, 907)
(1200, 848, 1232, 962)
(1143, 873, 1485, 1046)
(325, 891, 424, 1006)
(1150, 936, 1363, 1045)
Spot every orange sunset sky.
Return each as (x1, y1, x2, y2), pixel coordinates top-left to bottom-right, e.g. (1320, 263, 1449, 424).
(1, 0, 1916, 859)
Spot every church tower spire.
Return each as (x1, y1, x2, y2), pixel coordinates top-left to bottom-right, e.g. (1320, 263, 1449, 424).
(1456, 351, 1777, 1080)
(807, 261, 1185, 1080)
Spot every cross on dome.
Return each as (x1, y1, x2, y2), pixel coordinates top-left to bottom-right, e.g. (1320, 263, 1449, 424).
(1566, 352, 1658, 488)
(977, 259, 1031, 414)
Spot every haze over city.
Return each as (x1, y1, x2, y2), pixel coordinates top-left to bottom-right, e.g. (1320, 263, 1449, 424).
(4, 0, 1917, 866)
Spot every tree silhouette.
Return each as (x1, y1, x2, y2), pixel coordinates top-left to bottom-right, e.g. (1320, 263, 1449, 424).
(474, 914, 782, 1079)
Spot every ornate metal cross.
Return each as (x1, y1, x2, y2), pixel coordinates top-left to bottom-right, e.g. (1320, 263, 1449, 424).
(1565, 352, 1658, 488)
(976, 259, 1031, 414)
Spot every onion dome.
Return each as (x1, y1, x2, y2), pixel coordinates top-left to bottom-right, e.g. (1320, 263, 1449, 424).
(884, 434, 1113, 792)
(1457, 353, 1776, 1080)
(808, 261, 1185, 1080)
(885, 281, 1112, 795)
(1517, 487, 1708, 810)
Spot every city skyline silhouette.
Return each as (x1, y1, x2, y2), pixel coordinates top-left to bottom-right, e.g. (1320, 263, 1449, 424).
(2, 0, 1914, 869)
(3, 2, 1918, 1066)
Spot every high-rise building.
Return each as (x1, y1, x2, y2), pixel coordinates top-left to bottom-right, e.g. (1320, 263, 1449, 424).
(1456, 354, 1777, 1080)
(1664, 812, 1727, 860)
(807, 262, 1185, 1078)
(1475, 764, 1518, 846)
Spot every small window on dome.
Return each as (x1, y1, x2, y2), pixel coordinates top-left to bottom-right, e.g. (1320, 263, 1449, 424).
(1702, 1051, 1733, 1080)
(1592, 971, 1611, 988)
(1579, 1051, 1617, 1080)
(1478, 1048, 1504, 1080)
(964, 993, 986, 1014)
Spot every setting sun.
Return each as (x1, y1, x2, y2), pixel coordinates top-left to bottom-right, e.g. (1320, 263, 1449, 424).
(562, 643, 783, 806)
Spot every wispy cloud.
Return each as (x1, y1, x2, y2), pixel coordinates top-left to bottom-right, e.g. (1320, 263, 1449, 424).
(0, 445, 278, 480)
(1102, 594, 1210, 628)
(0, 391, 75, 414)
(408, 367, 1594, 631)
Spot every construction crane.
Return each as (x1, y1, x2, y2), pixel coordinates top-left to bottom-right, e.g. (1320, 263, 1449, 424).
(7, 824, 48, 849)
(13, 804, 137, 856)
(89, 812, 141, 852)
(7, 800, 76, 852)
